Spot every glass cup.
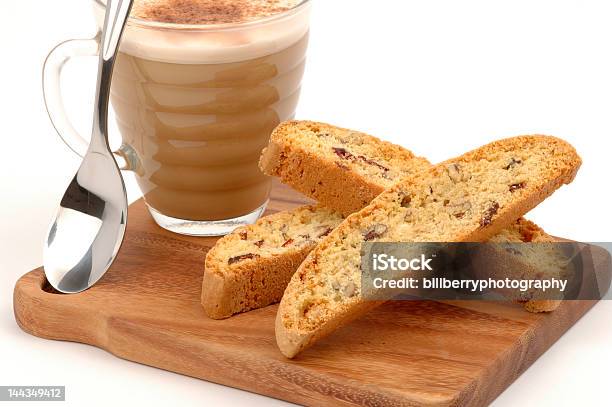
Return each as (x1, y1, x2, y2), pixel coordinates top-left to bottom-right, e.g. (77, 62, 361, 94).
(43, 0, 311, 236)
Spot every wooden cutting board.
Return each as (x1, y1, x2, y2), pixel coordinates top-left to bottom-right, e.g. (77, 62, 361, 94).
(13, 180, 599, 407)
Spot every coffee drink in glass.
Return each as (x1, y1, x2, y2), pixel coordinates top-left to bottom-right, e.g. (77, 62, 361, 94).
(92, 0, 311, 235)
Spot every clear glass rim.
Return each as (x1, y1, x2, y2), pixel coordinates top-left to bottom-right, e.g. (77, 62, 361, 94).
(93, 0, 311, 32)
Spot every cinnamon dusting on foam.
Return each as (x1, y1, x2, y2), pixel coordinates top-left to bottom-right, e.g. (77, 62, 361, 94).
(132, 0, 301, 25)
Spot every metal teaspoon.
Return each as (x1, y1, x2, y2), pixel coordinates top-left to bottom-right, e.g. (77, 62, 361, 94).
(43, 0, 134, 293)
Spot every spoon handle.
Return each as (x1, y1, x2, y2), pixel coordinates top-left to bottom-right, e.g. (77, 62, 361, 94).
(89, 0, 134, 155)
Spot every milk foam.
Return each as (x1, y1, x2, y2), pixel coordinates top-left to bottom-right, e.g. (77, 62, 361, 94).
(132, 0, 303, 24)
(92, 0, 310, 64)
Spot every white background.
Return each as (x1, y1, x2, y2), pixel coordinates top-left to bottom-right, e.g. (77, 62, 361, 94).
(1, 0, 611, 405)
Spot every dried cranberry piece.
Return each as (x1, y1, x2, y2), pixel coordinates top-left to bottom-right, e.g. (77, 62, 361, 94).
(239, 231, 248, 240)
(228, 253, 260, 265)
(509, 182, 526, 193)
(401, 195, 412, 208)
(480, 201, 500, 228)
(357, 155, 389, 172)
(333, 147, 389, 172)
(333, 147, 354, 160)
(318, 228, 333, 238)
(254, 240, 264, 248)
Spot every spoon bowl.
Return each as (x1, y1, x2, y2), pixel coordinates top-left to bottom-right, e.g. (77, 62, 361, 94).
(44, 152, 127, 293)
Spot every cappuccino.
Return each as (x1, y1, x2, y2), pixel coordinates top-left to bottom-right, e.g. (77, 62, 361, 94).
(93, 0, 310, 234)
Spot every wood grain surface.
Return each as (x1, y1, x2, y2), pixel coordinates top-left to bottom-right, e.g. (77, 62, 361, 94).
(13, 180, 599, 406)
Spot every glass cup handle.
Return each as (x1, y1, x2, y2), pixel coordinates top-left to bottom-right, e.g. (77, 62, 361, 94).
(42, 33, 135, 171)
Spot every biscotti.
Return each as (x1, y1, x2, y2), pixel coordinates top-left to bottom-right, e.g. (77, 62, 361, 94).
(276, 135, 581, 357)
(202, 205, 344, 319)
(260, 120, 431, 216)
(488, 218, 569, 312)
